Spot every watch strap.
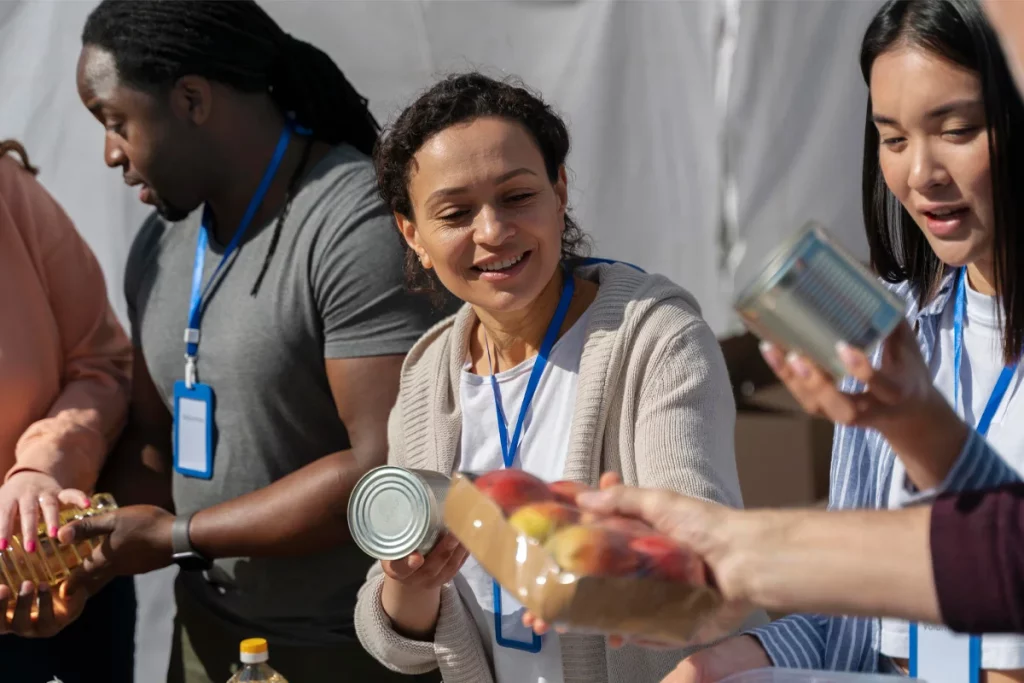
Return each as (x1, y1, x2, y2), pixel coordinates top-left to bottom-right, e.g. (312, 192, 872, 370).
(171, 513, 197, 556)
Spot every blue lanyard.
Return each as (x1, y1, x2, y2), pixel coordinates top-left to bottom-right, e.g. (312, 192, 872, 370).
(910, 267, 1011, 682)
(952, 267, 1018, 436)
(183, 124, 295, 387)
(952, 267, 1015, 678)
(487, 267, 575, 653)
(487, 271, 576, 468)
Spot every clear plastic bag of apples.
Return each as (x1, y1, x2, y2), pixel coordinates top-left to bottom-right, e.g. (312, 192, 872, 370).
(441, 469, 747, 646)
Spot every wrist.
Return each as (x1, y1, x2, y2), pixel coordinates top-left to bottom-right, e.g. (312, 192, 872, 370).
(876, 389, 969, 489)
(171, 511, 213, 571)
(703, 508, 776, 606)
(8, 442, 90, 490)
(157, 512, 176, 556)
(4, 464, 60, 486)
(381, 574, 442, 640)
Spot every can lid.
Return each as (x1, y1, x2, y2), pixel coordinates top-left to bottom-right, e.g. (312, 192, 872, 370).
(348, 466, 435, 561)
(240, 638, 269, 663)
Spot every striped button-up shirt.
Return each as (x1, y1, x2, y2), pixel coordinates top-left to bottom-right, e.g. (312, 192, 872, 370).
(748, 271, 1021, 672)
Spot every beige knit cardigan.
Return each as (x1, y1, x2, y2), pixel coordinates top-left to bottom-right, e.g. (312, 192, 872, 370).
(354, 262, 762, 683)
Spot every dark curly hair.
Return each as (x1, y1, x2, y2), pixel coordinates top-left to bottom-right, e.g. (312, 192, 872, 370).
(374, 72, 591, 299)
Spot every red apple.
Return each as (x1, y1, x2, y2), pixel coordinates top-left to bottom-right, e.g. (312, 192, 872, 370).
(544, 525, 641, 577)
(629, 534, 707, 585)
(548, 480, 591, 506)
(508, 502, 581, 543)
(473, 469, 554, 516)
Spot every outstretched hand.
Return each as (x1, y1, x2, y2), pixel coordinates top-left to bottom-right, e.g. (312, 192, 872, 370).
(523, 474, 757, 651)
(58, 504, 175, 596)
(0, 578, 89, 638)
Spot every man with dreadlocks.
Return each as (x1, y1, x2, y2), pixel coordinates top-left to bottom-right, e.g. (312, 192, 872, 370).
(52, 1, 447, 681)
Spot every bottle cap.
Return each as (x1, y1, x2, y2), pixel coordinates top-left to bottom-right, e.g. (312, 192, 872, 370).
(239, 638, 269, 663)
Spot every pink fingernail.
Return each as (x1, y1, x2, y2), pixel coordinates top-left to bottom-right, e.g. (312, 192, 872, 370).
(49, 526, 59, 538)
(787, 352, 811, 378)
(836, 341, 858, 366)
(0, 539, 7, 551)
(25, 539, 36, 553)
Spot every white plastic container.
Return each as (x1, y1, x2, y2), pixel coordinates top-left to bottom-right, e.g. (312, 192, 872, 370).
(721, 668, 912, 682)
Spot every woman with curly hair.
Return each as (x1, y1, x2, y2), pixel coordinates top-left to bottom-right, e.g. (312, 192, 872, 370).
(353, 72, 757, 683)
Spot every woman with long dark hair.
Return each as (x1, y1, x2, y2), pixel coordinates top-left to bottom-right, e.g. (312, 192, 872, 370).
(664, 1, 1024, 681)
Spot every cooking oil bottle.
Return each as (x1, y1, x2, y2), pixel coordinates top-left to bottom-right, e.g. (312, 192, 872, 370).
(227, 638, 288, 683)
(0, 493, 117, 592)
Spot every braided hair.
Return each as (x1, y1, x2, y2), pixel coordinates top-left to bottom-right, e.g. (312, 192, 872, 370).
(82, 0, 379, 295)
(81, 0, 379, 155)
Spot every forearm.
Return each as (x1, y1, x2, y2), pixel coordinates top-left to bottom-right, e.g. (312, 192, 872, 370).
(381, 576, 442, 640)
(10, 381, 130, 492)
(724, 506, 940, 623)
(878, 390, 970, 490)
(188, 449, 373, 559)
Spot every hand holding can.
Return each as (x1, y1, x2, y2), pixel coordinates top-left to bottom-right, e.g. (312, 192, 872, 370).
(380, 532, 469, 590)
(760, 321, 968, 491)
(758, 318, 935, 431)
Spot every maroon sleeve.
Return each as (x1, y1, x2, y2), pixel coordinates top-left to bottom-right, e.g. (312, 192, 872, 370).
(931, 483, 1024, 634)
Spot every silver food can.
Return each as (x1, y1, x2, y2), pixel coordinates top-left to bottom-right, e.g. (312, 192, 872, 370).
(733, 222, 904, 378)
(348, 466, 452, 561)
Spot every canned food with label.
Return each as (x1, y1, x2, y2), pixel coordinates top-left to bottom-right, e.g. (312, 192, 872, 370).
(734, 222, 904, 378)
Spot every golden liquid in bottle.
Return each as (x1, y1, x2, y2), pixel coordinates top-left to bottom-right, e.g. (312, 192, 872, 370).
(226, 665, 288, 683)
(0, 493, 118, 592)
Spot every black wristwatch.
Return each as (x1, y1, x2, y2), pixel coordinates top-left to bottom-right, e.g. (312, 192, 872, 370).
(171, 513, 213, 572)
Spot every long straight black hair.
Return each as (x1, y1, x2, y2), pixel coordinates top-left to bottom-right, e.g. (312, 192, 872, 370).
(860, 0, 1024, 364)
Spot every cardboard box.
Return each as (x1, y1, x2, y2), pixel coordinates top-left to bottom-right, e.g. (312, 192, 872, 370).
(720, 334, 834, 510)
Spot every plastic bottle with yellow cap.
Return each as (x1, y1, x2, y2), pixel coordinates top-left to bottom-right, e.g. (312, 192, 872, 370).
(226, 638, 288, 682)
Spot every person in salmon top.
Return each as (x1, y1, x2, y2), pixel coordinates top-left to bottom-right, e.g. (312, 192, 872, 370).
(0, 140, 135, 681)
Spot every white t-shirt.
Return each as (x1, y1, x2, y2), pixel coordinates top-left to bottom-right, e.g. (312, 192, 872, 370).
(882, 283, 1024, 669)
(452, 308, 592, 683)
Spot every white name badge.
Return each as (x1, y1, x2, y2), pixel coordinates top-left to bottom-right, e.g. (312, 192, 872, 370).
(173, 381, 215, 479)
(911, 622, 981, 683)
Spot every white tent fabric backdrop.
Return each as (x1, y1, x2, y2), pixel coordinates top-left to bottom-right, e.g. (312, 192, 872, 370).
(0, 1, 879, 678)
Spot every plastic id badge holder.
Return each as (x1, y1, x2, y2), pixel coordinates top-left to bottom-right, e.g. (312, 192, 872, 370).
(910, 622, 980, 683)
(173, 381, 215, 479)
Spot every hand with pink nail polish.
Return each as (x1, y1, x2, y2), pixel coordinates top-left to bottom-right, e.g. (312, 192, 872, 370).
(0, 471, 91, 553)
(757, 320, 936, 430)
(758, 321, 967, 489)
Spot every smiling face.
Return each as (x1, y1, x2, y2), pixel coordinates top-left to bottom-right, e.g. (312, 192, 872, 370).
(76, 45, 208, 221)
(396, 116, 568, 314)
(870, 44, 994, 271)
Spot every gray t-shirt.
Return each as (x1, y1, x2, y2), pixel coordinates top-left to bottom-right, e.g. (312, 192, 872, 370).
(125, 144, 444, 645)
